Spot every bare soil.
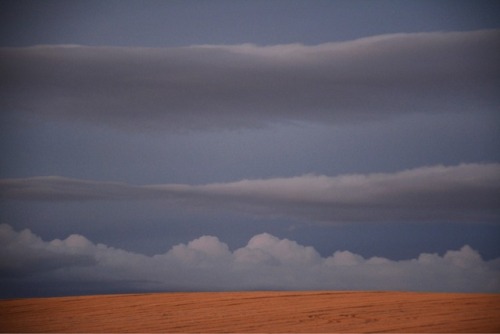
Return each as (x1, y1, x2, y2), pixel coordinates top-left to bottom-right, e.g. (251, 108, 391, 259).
(1, 291, 499, 332)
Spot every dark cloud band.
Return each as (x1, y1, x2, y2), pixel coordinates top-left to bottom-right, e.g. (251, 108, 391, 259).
(1, 30, 499, 131)
(2, 163, 498, 224)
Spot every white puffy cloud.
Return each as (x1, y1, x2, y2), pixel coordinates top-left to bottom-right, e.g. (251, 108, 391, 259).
(235, 233, 322, 265)
(166, 235, 232, 266)
(1, 163, 499, 223)
(0, 224, 96, 276)
(1, 30, 498, 131)
(1, 223, 499, 297)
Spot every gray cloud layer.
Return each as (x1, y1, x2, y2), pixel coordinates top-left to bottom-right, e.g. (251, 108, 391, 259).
(1, 223, 499, 296)
(2, 163, 499, 223)
(1, 30, 499, 130)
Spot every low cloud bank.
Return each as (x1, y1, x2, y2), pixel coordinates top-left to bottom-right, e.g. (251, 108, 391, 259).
(1, 30, 499, 131)
(1, 163, 499, 224)
(1, 224, 499, 297)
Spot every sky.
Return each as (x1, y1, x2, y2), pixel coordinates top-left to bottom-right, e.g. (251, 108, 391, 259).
(0, 0, 499, 298)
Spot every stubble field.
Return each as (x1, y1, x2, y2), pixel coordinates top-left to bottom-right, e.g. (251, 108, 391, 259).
(1, 291, 499, 332)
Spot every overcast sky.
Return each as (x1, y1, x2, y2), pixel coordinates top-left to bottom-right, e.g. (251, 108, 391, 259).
(1, 0, 500, 298)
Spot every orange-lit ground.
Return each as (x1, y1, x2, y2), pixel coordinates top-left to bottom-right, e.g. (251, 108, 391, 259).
(1, 291, 499, 332)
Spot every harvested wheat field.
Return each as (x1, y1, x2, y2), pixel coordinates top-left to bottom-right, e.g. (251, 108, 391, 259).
(1, 291, 500, 333)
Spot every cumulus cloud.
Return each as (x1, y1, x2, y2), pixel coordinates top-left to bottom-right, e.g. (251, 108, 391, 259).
(1, 30, 499, 131)
(1, 163, 499, 223)
(1, 224, 499, 297)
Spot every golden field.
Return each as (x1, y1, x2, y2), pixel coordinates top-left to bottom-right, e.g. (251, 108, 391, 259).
(1, 291, 499, 332)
